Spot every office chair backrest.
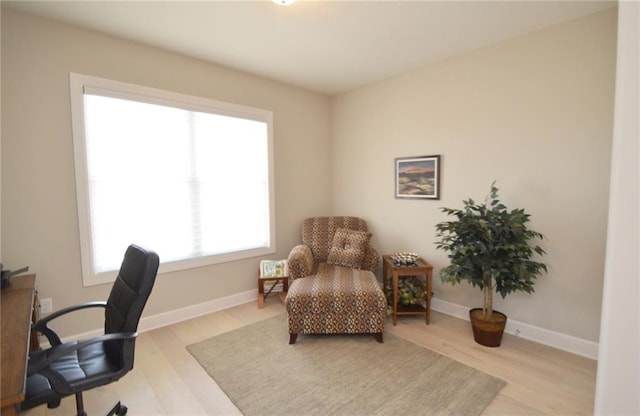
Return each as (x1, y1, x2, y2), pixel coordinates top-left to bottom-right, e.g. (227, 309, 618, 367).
(104, 244, 159, 366)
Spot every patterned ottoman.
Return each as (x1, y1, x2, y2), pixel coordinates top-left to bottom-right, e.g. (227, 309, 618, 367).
(286, 264, 386, 344)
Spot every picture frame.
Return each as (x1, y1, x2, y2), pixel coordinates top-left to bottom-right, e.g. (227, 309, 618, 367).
(395, 155, 441, 200)
(260, 259, 289, 278)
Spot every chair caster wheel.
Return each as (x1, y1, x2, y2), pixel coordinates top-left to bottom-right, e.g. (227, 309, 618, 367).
(107, 401, 127, 416)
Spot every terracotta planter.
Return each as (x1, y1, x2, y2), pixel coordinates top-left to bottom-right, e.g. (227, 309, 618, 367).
(469, 308, 507, 347)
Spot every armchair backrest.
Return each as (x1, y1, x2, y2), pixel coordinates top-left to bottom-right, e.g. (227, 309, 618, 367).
(301, 217, 369, 265)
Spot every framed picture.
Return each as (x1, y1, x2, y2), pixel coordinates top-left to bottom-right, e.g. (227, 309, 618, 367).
(395, 155, 440, 200)
(260, 260, 289, 278)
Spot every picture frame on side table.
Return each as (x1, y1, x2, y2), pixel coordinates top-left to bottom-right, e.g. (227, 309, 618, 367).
(395, 155, 441, 200)
(260, 259, 288, 278)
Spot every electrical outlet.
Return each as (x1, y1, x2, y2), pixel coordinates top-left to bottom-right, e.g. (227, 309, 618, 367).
(40, 298, 53, 314)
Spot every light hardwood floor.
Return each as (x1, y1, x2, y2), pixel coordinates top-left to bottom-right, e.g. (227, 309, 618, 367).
(23, 297, 597, 415)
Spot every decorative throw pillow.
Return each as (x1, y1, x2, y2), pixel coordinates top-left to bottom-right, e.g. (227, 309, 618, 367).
(326, 228, 372, 269)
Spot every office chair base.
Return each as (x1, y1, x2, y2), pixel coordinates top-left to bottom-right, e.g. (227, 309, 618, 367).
(46, 399, 61, 409)
(74, 394, 126, 416)
(107, 401, 127, 416)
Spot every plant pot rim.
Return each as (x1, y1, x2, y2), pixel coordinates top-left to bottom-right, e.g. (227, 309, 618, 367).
(469, 308, 507, 318)
(469, 308, 507, 324)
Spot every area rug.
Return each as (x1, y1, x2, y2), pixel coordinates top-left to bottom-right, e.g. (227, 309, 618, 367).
(187, 314, 505, 416)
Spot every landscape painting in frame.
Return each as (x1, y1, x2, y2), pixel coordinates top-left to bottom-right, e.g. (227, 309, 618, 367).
(395, 155, 440, 200)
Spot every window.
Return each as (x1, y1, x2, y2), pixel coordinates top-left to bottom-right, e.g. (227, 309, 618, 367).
(70, 73, 275, 286)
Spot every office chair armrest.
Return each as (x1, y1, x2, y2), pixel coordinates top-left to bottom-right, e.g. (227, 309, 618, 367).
(32, 301, 108, 347)
(27, 331, 137, 377)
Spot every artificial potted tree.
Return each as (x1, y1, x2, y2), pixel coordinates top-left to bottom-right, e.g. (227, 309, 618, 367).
(434, 182, 547, 347)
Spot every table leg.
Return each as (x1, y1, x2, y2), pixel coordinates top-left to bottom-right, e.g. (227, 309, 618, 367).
(258, 279, 265, 309)
(392, 272, 398, 326)
(425, 270, 432, 324)
(1, 404, 17, 416)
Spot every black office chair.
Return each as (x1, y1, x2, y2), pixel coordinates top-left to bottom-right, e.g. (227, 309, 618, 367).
(21, 244, 159, 416)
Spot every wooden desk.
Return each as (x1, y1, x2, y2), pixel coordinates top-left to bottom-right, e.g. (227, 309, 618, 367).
(382, 255, 433, 326)
(1, 274, 36, 416)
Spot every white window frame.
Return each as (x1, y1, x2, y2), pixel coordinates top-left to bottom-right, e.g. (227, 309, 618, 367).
(69, 73, 276, 286)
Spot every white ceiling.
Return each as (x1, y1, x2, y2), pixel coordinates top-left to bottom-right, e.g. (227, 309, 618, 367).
(3, 0, 616, 95)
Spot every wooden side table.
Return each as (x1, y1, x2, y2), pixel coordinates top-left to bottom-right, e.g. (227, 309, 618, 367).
(258, 275, 289, 309)
(382, 255, 433, 325)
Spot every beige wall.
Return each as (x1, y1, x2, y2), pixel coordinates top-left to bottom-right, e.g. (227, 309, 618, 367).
(1, 10, 332, 337)
(1, 7, 618, 346)
(331, 9, 617, 343)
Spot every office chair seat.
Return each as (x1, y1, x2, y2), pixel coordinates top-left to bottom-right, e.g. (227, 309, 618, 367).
(25, 341, 120, 404)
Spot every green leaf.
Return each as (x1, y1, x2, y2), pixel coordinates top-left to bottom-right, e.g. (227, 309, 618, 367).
(433, 182, 547, 309)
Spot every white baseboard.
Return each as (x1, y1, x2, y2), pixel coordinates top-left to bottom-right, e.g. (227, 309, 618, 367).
(47, 289, 258, 346)
(138, 289, 257, 333)
(431, 298, 599, 360)
(46, 290, 598, 360)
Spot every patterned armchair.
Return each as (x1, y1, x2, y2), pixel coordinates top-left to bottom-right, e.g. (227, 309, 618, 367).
(285, 217, 387, 344)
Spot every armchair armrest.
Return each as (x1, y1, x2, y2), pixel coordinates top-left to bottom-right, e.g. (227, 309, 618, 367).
(362, 245, 380, 272)
(32, 301, 107, 347)
(287, 245, 314, 280)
